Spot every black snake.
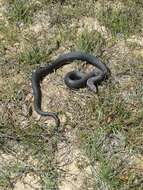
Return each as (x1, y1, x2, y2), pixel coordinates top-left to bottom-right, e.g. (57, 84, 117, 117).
(32, 51, 110, 127)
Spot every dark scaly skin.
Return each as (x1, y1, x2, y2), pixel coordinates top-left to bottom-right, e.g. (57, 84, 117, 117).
(32, 51, 110, 127)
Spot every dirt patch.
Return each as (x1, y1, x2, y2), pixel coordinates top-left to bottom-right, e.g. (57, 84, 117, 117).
(77, 16, 111, 39)
(14, 175, 40, 190)
(0, 153, 41, 190)
(1, 0, 143, 189)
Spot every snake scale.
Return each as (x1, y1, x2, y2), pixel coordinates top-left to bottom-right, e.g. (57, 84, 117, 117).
(32, 51, 110, 127)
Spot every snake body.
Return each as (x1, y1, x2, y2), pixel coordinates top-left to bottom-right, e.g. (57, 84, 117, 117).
(32, 51, 110, 127)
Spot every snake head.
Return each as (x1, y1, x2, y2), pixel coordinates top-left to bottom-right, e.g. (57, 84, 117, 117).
(86, 78, 99, 93)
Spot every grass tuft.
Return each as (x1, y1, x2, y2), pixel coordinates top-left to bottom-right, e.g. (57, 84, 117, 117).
(0, 0, 143, 189)
(76, 29, 106, 55)
(98, 1, 143, 37)
(4, 0, 38, 24)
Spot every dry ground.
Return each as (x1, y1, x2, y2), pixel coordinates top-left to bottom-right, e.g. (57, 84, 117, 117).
(0, 0, 143, 190)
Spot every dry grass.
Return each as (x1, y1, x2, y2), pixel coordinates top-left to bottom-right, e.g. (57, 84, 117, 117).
(0, 0, 143, 189)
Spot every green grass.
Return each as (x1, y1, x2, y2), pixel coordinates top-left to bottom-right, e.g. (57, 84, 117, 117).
(0, 21, 20, 45)
(98, 1, 143, 37)
(41, 167, 58, 190)
(99, 160, 122, 189)
(77, 128, 123, 189)
(0, 0, 143, 189)
(75, 80, 142, 189)
(18, 45, 47, 65)
(0, 110, 59, 189)
(16, 33, 60, 66)
(76, 29, 106, 55)
(0, 58, 59, 189)
(4, 0, 38, 24)
(0, 161, 29, 188)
